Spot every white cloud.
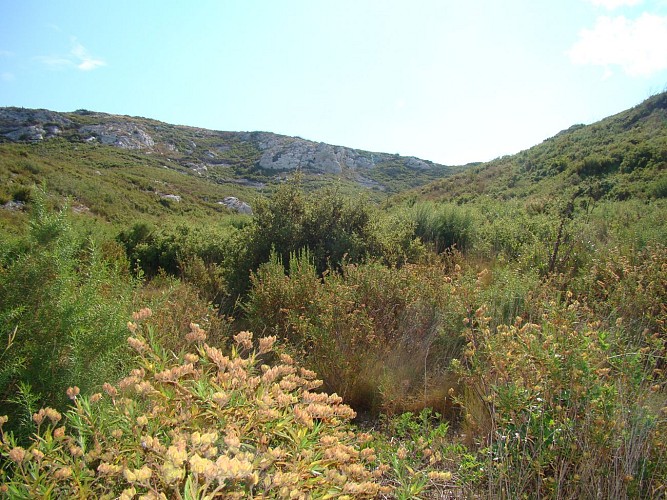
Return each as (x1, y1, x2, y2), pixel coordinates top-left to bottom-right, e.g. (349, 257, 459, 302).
(587, 0, 642, 9)
(36, 38, 106, 71)
(35, 55, 74, 69)
(1, 72, 15, 82)
(568, 13, 667, 76)
(70, 40, 106, 71)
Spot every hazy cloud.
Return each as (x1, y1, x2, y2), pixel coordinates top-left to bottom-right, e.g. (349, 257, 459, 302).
(36, 38, 106, 71)
(35, 55, 74, 69)
(569, 13, 667, 76)
(1, 72, 15, 82)
(70, 40, 106, 71)
(587, 0, 642, 9)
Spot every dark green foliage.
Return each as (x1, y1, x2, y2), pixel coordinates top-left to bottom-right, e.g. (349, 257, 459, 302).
(573, 153, 619, 176)
(117, 219, 246, 307)
(225, 179, 420, 303)
(650, 174, 667, 198)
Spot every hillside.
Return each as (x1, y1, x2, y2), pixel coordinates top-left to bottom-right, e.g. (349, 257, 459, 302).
(1, 95, 666, 498)
(0, 107, 460, 215)
(412, 91, 667, 204)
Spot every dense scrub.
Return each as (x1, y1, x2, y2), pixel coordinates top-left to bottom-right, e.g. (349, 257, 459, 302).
(2, 95, 667, 498)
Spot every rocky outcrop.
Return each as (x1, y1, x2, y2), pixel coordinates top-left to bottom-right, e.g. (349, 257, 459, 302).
(1, 200, 26, 211)
(160, 194, 181, 203)
(79, 124, 155, 149)
(0, 106, 448, 192)
(0, 107, 72, 142)
(218, 196, 252, 215)
(0, 107, 73, 128)
(239, 131, 432, 175)
(0, 107, 156, 149)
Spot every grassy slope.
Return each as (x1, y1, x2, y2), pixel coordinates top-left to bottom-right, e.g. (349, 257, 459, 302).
(2, 107, 465, 205)
(0, 139, 259, 229)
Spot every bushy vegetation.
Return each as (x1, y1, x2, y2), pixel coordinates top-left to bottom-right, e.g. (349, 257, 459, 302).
(244, 252, 467, 414)
(0, 318, 390, 498)
(1, 93, 667, 497)
(0, 191, 136, 440)
(456, 293, 666, 498)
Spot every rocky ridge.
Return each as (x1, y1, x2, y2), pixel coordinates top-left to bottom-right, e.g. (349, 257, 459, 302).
(0, 107, 455, 192)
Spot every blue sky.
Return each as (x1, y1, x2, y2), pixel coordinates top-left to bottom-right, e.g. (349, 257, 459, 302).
(1, 0, 667, 165)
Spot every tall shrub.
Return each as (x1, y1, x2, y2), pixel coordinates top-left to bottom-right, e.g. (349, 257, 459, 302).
(455, 300, 667, 498)
(244, 252, 468, 414)
(0, 192, 135, 438)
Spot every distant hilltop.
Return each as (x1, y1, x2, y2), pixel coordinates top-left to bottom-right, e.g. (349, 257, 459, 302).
(0, 107, 458, 193)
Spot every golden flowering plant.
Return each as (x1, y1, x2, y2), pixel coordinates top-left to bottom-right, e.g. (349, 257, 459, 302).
(0, 312, 389, 498)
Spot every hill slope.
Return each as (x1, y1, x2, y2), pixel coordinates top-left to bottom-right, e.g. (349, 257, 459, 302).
(413, 91, 667, 203)
(0, 107, 460, 202)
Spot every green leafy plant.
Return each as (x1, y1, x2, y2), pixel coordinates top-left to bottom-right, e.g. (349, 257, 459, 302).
(0, 191, 136, 439)
(244, 251, 467, 415)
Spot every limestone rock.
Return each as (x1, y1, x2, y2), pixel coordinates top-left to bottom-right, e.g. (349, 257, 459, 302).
(79, 124, 155, 149)
(1, 200, 26, 211)
(218, 196, 252, 215)
(160, 194, 181, 202)
(0, 107, 71, 142)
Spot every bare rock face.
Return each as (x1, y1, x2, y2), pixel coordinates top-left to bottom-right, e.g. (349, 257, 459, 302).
(0, 107, 72, 141)
(405, 156, 431, 170)
(79, 124, 155, 149)
(246, 132, 377, 174)
(242, 131, 432, 175)
(218, 196, 252, 214)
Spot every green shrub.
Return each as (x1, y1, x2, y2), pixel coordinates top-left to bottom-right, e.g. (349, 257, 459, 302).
(455, 299, 667, 498)
(371, 409, 459, 498)
(226, 180, 420, 304)
(117, 221, 241, 308)
(244, 251, 467, 414)
(411, 201, 477, 253)
(573, 154, 619, 176)
(0, 192, 135, 439)
(11, 186, 31, 203)
(650, 175, 667, 199)
(244, 182, 375, 274)
(476, 201, 556, 263)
